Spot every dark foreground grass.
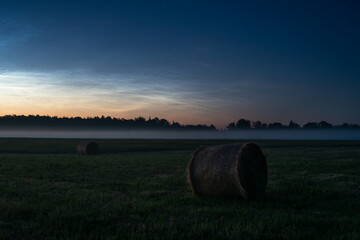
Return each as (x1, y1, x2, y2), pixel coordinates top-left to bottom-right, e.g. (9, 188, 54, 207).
(0, 139, 359, 239)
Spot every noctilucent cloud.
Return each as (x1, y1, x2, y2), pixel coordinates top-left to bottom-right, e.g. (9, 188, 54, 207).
(1, 0, 359, 128)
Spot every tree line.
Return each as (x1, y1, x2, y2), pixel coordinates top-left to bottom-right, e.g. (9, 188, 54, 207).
(0, 115, 216, 131)
(226, 119, 360, 130)
(1, 115, 359, 131)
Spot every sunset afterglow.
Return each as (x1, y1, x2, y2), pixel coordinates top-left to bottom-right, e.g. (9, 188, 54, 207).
(1, 1, 359, 128)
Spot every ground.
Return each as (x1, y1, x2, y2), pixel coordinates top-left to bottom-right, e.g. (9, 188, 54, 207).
(0, 139, 359, 239)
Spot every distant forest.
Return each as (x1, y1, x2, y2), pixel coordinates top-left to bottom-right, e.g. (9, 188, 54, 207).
(0, 115, 359, 131)
(226, 119, 360, 130)
(0, 115, 216, 131)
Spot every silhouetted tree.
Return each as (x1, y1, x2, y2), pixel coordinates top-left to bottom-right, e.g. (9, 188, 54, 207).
(340, 123, 351, 129)
(135, 117, 146, 125)
(253, 121, 267, 129)
(226, 122, 236, 131)
(172, 121, 181, 129)
(268, 122, 285, 129)
(303, 122, 319, 128)
(288, 120, 300, 129)
(318, 121, 333, 129)
(0, 115, 217, 131)
(159, 119, 170, 127)
(236, 119, 251, 129)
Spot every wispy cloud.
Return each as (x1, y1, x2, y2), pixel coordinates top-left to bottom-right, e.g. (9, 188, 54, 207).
(0, 69, 261, 127)
(0, 18, 39, 49)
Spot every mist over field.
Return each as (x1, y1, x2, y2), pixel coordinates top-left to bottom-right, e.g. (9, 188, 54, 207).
(1, 129, 360, 140)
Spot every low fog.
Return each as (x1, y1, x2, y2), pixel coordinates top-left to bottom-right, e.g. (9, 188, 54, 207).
(1, 129, 360, 140)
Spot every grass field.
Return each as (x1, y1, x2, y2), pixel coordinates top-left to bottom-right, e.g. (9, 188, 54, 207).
(0, 139, 360, 239)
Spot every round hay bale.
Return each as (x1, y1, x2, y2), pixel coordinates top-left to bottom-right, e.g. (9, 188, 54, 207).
(76, 141, 99, 155)
(187, 143, 267, 200)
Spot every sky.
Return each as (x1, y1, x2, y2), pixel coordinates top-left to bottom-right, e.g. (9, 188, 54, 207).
(0, 0, 359, 128)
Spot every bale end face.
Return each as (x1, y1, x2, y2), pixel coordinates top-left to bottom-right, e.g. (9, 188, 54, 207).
(187, 142, 267, 200)
(237, 143, 267, 199)
(76, 142, 99, 155)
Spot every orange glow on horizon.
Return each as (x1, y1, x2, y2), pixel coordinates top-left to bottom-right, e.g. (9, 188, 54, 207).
(0, 110, 228, 128)
(0, 71, 250, 129)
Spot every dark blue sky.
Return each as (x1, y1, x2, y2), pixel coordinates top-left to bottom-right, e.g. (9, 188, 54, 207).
(1, 0, 359, 127)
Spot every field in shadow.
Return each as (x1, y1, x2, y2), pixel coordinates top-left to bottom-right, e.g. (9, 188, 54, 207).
(0, 139, 359, 239)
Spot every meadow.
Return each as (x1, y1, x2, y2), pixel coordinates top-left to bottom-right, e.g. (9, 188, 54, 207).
(0, 139, 359, 239)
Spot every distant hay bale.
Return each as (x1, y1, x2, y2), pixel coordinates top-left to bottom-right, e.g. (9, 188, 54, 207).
(76, 142, 99, 155)
(187, 143, 267, 200)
